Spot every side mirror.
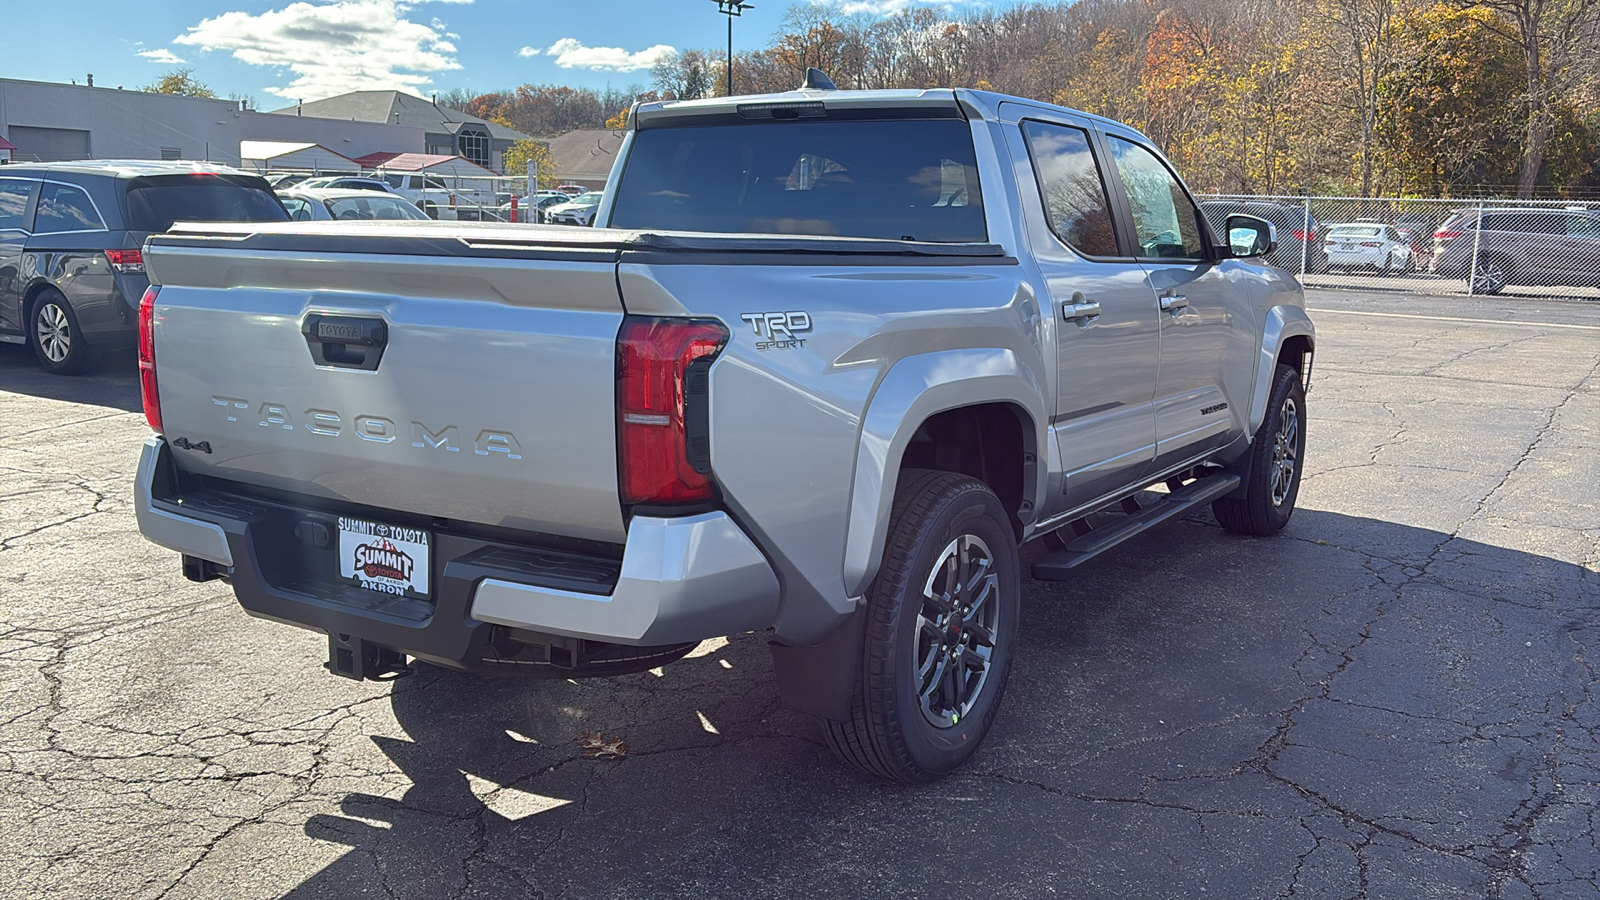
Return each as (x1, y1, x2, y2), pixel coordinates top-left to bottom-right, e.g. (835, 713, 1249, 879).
(1223, 214, 1276, 258)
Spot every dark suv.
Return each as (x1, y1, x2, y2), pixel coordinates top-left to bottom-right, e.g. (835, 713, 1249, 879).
(0, 160, 287, 373)
(1432, 207, 1600, 294)
(1199, 199, 1327, 274)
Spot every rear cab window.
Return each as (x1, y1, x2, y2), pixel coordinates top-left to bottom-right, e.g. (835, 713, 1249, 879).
(123, 174, 288, 233)
(609, 116, 986, 242)
(1020, 120, 1120, 258)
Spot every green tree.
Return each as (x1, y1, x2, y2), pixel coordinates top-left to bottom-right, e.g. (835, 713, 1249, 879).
(142, 68, 216, 98)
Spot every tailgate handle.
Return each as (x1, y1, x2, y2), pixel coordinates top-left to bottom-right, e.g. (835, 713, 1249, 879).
(302, 315, 388, 371)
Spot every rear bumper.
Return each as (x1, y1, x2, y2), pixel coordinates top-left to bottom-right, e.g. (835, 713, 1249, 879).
(133, 437, 781, 665)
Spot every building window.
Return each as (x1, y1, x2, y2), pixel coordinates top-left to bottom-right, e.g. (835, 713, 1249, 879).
(160, 147, 182, 160)
(457, 128, 490, 168)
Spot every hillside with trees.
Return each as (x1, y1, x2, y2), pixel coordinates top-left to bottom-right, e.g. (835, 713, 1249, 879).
(457, 0, 1600, 198)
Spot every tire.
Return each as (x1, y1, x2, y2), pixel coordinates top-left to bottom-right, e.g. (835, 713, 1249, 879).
(420, 202, 439, 220)
(825, 469, 1021, 783)
(1470, 255, 1508, 295)
(1213, 364, 1306, 536)
(28, 290, 94, 375)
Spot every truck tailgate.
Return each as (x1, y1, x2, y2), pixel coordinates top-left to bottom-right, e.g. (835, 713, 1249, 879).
(144, 228, 627, 544)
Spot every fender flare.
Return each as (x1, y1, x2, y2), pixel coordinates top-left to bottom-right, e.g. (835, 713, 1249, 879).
(1248, 305, 1316, 433)
(841, 347, 1047, 598)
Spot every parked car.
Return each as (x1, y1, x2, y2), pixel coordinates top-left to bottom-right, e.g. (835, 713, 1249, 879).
(1199, 199, 1327, 273)
(545, 191, 602, 226)
(0, 160, 287, 373)
(277, 189, 430, 222)
(554, 184, 588, 196)
(135, 79, 1314, 783)
(530, 190, 573, 223)
(265, 172, 315, 190)
(293, 176, 394, 193)
(1431, 207, 1600, 294)
(1322, 222, 1411, 274)
(376, 172, 497, 221)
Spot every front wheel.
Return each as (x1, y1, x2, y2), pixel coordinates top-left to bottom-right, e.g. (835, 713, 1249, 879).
(1213, 364, 1306, 535)
(825, 470, 1021, 783)
(1470, 256, 1508, 295)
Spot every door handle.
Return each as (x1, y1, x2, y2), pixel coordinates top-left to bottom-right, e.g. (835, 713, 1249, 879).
(1159, 294, 1189, 313)
(1063, 299, 1102, 324)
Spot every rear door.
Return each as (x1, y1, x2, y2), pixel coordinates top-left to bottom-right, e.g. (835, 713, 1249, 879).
(1099, 132, 1253, 470)
(1000, 104, 1160, 514)
(0, 176, 39, 336)
(146, 230, 630, 543)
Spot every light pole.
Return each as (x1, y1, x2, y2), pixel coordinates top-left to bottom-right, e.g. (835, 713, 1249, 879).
(712, 0, 754, 96)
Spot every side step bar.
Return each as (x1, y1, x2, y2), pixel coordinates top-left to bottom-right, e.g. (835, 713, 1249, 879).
(1031, 474, 1241, 580)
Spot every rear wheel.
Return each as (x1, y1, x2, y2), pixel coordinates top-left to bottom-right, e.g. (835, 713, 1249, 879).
(1470, 255, 1508, 295)
(28, 290, 94, 375)
(1213, 364, 1305, 535)
(825, 469, 1020, 783)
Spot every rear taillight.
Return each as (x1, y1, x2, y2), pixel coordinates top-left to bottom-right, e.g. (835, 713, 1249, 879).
(1434, 230, 1463, 241)
(617, 316, 729, 506)
(105, 248, 144, 274)
(1291, 229, 1313, 240)
(138, 286, 162, 434)
(1359, 241, 1383, 248)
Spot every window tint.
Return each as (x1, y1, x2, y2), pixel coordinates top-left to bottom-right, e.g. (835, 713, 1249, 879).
(1566, 216, 1600, 238)
(0, 179, 36, 231)
(35, 183, 105, 233)
(382, 174, 405, 188)
(326, 196, 426, 220)
(280, 197, 311, 220)
(425, 176, 447, 190)
(610, 118, 986, 243)
(124, 174, 288, 232)
(1021, 121, 1119, 257)
(1107, 137, 1203, 259)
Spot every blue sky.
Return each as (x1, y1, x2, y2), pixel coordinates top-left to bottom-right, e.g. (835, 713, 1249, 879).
(0, 0, 951, 108)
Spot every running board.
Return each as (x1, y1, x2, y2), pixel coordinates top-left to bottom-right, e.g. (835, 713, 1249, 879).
(1030, 474, 1241, 580)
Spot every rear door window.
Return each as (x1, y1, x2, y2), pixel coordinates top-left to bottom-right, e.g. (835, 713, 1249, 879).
(35, 183, 105, 234)
(1020, 120, 1120, 258)
(124, 174, 288, 233)
(0, 178, 38, 231)
(610, 117, 986, 242)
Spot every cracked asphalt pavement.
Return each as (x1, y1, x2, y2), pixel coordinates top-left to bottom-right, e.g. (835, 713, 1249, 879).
(2, 290, 1598, 899)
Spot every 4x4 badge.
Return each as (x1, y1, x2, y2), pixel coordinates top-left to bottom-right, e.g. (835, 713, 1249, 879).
(740, 311, 812, 350)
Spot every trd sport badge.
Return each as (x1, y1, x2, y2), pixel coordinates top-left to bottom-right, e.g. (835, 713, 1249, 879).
(740, 310, 813, 350)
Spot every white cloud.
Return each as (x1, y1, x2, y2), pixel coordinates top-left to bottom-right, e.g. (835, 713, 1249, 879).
(517, 46, 541, 57)
(137, 48, 187, 65)
(540, 38, 675, 72)
(172, 0, 462, 101)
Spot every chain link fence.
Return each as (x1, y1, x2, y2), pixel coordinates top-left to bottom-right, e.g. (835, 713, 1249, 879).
(1198, 194, 1600, 300)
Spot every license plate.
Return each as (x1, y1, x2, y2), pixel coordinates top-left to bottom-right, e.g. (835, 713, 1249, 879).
(1339, 243, 1354, 250)
(337, 517, 431, 599)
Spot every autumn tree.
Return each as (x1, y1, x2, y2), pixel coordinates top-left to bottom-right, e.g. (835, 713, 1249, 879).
(143, 69, 215, 98)
(1459, 0, 1600, 195)
(502, 138, 560, 189)
(652, 49, 717, 100)
(1378, 4, 1527, 194)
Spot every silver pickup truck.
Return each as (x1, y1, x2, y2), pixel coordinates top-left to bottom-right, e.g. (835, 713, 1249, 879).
(134, 80, 1313, 783)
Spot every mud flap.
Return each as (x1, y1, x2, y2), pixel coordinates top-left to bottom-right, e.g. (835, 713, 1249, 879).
(768, 609, 865, 722)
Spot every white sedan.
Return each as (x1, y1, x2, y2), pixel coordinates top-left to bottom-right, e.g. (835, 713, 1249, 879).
(1323, 223, 1412, 274)
(278, 188, 431, 222)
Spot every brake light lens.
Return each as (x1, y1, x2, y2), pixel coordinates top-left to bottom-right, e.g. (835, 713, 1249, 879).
(1434, 230, 1463, 241)
(138, 286, 162, 433)
(1291, 229, 1314, 240)
(105, 248, 144, 273)
(617, 317, 729, 505)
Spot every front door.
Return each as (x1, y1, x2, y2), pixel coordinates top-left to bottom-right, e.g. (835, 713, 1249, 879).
(1100, 134, 1253, 472)
(1000, 106, 1160, 516)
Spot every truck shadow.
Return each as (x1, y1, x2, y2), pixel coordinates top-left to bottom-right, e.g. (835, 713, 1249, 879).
(280, 509, 1598, 899)
(0, 343, 141, 413)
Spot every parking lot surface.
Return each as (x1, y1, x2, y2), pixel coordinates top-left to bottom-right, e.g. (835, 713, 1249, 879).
(3, 289, 1598, 899)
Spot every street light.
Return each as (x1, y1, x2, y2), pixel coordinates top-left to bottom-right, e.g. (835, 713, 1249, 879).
(712, 0, 754, 97)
